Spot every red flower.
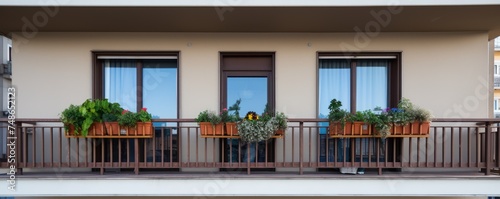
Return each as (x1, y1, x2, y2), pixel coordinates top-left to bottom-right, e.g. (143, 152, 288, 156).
(141, 107, 147, 112)
(122, 110, 129, 115)
(223, 108, 228, 111)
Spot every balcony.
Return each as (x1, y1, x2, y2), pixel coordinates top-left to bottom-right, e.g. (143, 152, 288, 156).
(1, 118, 499, 177)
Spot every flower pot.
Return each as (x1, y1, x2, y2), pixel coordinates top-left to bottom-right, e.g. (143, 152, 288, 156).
(137, 122, 153, 136)
(410, 121, 430, 135)
(352, 122, 371, 135)
(89, 122, 105, 136)
(275, 129, 285, 136)
(104, 122, 120, 135)
(225, 122, 238, 136)
(199, 122, 224, 136)
(391, 123, 411, 135)
(65, 125, 76, 136)
(329, 122, 352, 136)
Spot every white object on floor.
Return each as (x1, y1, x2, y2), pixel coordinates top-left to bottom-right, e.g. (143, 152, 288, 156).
(339, 167, 358, 174)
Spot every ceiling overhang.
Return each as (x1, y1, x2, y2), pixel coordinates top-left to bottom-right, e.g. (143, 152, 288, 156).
(1, 6, 500, 39)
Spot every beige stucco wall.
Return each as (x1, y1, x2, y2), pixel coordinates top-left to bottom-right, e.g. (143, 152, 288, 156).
(12, 32, 490, 119)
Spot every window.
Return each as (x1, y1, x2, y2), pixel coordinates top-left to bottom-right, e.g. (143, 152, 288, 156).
(93, 51, 179, 163)
(495, 62, 500, 76)
(7, 44, 11, 61)
(317, 52, 401, 163)
(494, 98, 500, 112)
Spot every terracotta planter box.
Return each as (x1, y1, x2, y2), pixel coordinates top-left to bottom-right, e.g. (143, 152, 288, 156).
(410, 121, 431, 135)
(104, 122, 120, 135)
(275, 129, 285, 136)
(122, 122, 153, 136)
(89, 122, 105, 136)
(390, 122, 431, 136)
(329, 122, 370, 136)
(199, 122, 224, 136)
(65, 125, 76, 136)
(225, 122, 238, 136)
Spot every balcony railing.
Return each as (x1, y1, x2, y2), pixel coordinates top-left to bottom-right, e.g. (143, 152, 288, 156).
(1, 118, 499, 176)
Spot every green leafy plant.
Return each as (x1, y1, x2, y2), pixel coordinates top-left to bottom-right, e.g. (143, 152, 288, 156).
(412, 107, 432, 122)
(118, 110, 139, 127)
(328, 99, 349, 129)
(60, 104, 84, 135)
(137, 108, 152, 122)
(195, 110, 222, 125)
(274, 112, 288, 131)
(61, 99, 123, 137)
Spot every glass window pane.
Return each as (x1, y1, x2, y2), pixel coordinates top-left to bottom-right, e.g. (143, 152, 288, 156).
(143, 60, 178, 122)
(227, 77, 267, 117)
(356, 60, 388, 111)
(318, 59, 351, 118)
(104, 60, 137, 111)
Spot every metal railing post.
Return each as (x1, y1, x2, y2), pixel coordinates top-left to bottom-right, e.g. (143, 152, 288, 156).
(485, 122, 492, 175)
(299, 121, 304, 175)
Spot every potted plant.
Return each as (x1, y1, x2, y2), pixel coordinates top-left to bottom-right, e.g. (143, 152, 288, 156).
(327, 99, 349, 136)
(367, 108, 391, 139)
(117, 108, 153, 136)
(225, 99, 242, 136)
(60, 104, 84, 136)
(61, 99, 123, 137)
(102, 102, 123, 136)
(195, 110, 223, 136)
(273, 112, 288, 136)
(409, 106, 432, 135)
(346, 111, 371, 135)
(237, 111, 275, 142)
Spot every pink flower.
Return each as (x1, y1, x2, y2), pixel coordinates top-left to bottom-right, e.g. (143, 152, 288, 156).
(223, 108, 228, 111)
(122, 110, 129, 115)
(141, 107, 147, 112)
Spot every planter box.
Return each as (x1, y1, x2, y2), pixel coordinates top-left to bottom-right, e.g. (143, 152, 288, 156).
(122, 122, 153, 136)
(104, 122, 120, 135)
(89, 122, 105, 136)
(390, 122, 431, 136)
(329, 122, 370, 136)
(199, 122, 224, 136)
(225, 122, 238, 136)
(275, 129, 285, 136)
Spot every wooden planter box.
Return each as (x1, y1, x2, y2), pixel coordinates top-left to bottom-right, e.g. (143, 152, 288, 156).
(199, 122, 224, 136)
(104, 122, 120, 135)
(329, 122, 370, 136)
(390, 122, 431, 135)
(225, 122, 238, 136)
(122, 122, 153, 137)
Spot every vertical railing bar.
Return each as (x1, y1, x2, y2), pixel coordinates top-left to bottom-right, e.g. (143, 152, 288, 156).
(195, 127, 199, 167)
(162, 127, 165, 166)
(50, 127, 54, 167)
(468, 127, 471, 168)
(434, 127, 438, 168)
(442, 127, 446, 168)
(100, 139, 104, 175)
(92, 139, 96, 168)
(151, 127, 156, 165)
(66, 131, 70, 168)
(476, 126, 480, 168)
(425, 130, 429, 167)
(299, 121, 304, 175)
(292, 126, 295, 164)
(85, 136, 88, 168)
(459, 127, 462, 167)
(316, 126, 320, 167)
(169, 127, 173, 165)
(238, 139, 242, 167)
(76, 131, 80, 168)
(497, 124, 500, 168)
(409, 137, 412, 167)
(204, 133, 208, 167)
(118, 138, 121, 168)
(368, 137, 372, 167)
(376, 138, 380, 168)
(58, 127, 62, 168)
(308, 127, 312, 167)
(212, 138, 216, 168)
(134, 138, 139, 174)
(485, 122, 492, 175)
(417, 137, 420, 167)
(41, 127, 45, 167)
(178, 123, 182, 168)
(265, 137, 269, 167)
(393, 137, 396, 167)
(32, 127, 36, 167)
(451, 127, 455, 167)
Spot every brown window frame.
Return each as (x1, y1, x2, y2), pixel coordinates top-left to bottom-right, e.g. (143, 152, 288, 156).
(92, 51, 180, 117)
(316, 52, 402, 112)
(219, 52, 276, 113)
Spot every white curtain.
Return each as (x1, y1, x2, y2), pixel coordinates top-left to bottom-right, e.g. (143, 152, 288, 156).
(104, 60, 137, 112)
(356, 60, 388, 111)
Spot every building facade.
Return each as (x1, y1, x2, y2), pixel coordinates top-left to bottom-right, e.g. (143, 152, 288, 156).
(1, 0, 500, 198)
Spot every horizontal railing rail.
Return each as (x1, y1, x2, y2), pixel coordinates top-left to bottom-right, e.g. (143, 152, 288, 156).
(0, 118, 498, 175)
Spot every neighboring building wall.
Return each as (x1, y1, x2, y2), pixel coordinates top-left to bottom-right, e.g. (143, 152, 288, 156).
(0, 36, 11, 160)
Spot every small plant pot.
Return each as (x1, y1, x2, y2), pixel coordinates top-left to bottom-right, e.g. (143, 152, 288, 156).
(90, 122, 105, 136)
(274, 129, 285, 136)
(225, 122, 238, 136)
(410, 121, 430, 135)
(391, 123, 411, 135)
(104, 122, 120, 136)
(199, 122, 224, 136)
(329, 122, 352, 136)
(137, 122, 153, 136)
